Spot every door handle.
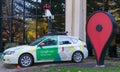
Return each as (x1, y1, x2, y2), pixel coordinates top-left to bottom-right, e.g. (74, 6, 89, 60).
(62, 47, 64, 51)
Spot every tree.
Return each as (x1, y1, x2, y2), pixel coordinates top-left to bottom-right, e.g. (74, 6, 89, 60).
(1, 0, 65, 45)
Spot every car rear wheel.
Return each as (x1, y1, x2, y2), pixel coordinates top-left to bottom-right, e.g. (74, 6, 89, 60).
(18, 54, 33, 67)
(72, 51, 83, 63)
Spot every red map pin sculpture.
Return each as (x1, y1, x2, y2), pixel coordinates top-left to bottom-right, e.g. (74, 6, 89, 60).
(86, 11, 117, 66)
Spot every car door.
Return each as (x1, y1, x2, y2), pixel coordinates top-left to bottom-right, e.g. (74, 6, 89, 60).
(36, 36, 59, 61)
(58, 36, 75, 61)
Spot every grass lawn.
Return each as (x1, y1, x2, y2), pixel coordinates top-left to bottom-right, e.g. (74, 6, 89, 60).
(33, 68, 120, 72)
(46, 68, 119, 72)
(30, 67, 120, 72)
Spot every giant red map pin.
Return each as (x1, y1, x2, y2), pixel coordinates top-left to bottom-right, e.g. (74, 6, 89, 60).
(86, 11, 117, 66)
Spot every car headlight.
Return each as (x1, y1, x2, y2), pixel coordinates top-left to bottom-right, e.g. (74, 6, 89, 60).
(4, 51, 15, 55)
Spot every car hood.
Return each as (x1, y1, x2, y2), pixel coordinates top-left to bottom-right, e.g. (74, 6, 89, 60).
(4, 45, 35, 52)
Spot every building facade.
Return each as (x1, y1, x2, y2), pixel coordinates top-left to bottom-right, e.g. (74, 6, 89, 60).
(65, 0, 86, 42)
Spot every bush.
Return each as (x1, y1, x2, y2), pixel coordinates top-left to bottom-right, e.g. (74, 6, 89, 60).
(4, 43, 19, 50)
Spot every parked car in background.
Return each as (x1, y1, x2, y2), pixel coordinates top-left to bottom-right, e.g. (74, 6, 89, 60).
(1, 35, 88, 67)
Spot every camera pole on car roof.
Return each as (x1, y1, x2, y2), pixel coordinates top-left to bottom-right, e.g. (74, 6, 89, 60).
(43, 4, 54, 33)
(43, 4, 67, 36)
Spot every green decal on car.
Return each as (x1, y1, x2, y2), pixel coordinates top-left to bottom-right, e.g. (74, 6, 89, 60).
(36, 46, 58, 60)
(36, 36, 59, 61)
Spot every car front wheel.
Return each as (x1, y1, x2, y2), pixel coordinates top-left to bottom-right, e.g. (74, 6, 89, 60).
(72, 51, 83, 63)
(18, 54, 33, 67)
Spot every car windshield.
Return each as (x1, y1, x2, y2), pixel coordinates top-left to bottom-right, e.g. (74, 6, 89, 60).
(29, 36, 47, 46)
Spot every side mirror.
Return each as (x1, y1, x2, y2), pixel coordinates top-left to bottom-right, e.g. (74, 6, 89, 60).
(40, 43, 46, 46)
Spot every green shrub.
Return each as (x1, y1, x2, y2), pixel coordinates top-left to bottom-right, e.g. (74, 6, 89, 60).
(4, 43, 19, 50)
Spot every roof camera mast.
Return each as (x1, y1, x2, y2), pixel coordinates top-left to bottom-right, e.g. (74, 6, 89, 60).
(43, 4, 54, 33)
(43, 4, 67, 35)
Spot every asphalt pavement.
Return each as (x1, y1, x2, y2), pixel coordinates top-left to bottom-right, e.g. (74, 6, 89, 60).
(0, 58, 96, 72)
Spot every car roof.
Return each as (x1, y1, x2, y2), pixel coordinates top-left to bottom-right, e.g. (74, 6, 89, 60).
(45, 31, 68, 36)
(44, 32, 79, 39)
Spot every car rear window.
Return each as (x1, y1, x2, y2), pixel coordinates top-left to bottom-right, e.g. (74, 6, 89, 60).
(71, 38, 78, 44)
(59, 37, 73, 45)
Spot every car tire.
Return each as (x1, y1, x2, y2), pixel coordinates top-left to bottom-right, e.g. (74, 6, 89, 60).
(72, 51, 83, 63)
(18, 54, 34, 67)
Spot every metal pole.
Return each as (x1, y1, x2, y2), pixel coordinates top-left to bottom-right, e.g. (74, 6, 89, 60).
(10, 0, 13, 42)
(47, 19, 52, 32)
(104, 0, 109, 12)
(50, 0, 51, 6)
(102, 0, 105, 11)
(49, 0, 51, 11)
(0, 0, 3, 52)
(36, 0, 38, 39)
(23, 0, 25, 44)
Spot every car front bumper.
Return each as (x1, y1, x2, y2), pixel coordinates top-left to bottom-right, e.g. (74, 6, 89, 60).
(1, 54, 18, 64)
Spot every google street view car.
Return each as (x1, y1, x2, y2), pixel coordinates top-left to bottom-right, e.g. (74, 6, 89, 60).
(1, 33, 88, 67)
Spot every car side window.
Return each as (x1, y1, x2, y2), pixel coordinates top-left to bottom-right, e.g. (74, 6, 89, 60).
(71, 38, 78, 44)
(59, 37, 72, 45)
(42, 37, 57, 46)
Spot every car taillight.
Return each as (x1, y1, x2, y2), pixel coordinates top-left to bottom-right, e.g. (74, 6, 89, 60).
(84, 45, 87, 48)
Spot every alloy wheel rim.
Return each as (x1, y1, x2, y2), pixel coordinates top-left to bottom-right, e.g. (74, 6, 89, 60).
(21, 55, 31, 67)
(74, 52, 82, 62)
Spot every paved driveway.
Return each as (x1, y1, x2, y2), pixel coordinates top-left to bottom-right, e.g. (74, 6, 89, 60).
(0, 58, 96, 72)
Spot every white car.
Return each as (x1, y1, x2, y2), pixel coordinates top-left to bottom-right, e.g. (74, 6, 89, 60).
(1, 35, 88, 67)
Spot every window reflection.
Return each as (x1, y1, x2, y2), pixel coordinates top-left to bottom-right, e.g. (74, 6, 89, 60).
(1, 0, 65, 45)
